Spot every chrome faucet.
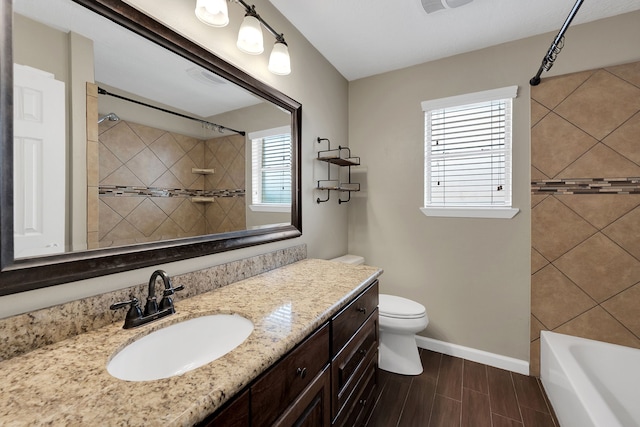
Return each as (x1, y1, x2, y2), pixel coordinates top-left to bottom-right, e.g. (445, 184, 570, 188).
(110, 270, 184, 329)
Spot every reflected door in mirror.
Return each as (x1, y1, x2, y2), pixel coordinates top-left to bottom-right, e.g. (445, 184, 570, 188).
(13, 64, 66, 258)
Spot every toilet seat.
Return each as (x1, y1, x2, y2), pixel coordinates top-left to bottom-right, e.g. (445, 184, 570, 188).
(379, 294, 426, 319)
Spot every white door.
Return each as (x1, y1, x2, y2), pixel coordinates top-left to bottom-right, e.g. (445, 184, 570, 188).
(13, 64, 66, 258)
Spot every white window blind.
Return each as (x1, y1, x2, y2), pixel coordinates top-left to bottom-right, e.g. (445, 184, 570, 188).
(250, 128, 292, 206)
(421, 86, 518, 218)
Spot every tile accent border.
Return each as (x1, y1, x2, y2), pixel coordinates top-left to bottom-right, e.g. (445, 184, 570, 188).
(532, 178, 640, 195)
(0, 244, 306, 361)
(99, 185, 246, 198)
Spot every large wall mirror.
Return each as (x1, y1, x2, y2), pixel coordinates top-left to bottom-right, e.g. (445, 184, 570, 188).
(0, 0, 302, 296)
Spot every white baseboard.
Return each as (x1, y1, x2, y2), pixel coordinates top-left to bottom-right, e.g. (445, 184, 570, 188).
(415, 335, 529, 375)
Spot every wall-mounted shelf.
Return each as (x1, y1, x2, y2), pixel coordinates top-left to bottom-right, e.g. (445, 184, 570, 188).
(191, 196, 216, 203)
(316, 137, 361, 204)
(192, 168, 215, 175)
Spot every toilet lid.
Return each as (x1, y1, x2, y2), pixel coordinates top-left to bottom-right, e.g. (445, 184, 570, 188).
(379, 294, 426, 319)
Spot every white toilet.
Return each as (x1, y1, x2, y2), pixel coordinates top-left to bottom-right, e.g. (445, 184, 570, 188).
(330, 255, 429, 376)
(378, 294, 429, 375)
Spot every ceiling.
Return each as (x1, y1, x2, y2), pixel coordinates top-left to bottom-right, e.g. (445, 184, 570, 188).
(14, 0, 261, 119)
(13, 0, 640, 116)
(269, 0, 640, 81)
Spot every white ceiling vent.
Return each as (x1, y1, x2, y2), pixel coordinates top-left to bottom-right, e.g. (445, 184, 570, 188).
(186, 67, 227, 86)
(421, 0, 473, 14)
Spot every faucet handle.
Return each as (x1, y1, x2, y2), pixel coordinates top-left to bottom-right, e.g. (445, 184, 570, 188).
(110, 296, 143, 327)
(159, 284, 184, 312)
(162, 284, 184, 296)
(110, 296, 140, 311)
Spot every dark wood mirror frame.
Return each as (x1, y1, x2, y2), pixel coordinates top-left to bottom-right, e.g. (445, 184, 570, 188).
(0, 0, 302, 296)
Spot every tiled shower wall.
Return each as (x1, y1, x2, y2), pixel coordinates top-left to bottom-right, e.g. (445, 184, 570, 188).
(530, 61, 640, 375)
(92, 112, 246, 248)
(203, 134, 247, 233)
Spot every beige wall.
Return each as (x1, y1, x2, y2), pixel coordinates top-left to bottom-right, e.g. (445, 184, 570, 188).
(0, 0, 349, 318)
(347, 11, 640, 362)
(530, 62, 640, 375)
(13, 14, 69, 81)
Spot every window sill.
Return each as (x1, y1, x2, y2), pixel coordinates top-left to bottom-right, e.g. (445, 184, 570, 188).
(249, 204, 290, 213)
(420, 207, 519, 219)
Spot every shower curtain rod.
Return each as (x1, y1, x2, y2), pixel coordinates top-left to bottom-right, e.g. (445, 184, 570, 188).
(97, 87, 246, 136)
(529, 0, 584, 86)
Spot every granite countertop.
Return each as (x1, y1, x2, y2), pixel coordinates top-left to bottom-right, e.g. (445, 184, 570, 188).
(0, 259, 382, 426)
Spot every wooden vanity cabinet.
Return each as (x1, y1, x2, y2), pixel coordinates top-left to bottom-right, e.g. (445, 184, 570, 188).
(330, 281, 379, 426)
(271, 366, 331, 427)
(200, 281, 379, 427)
(202, 388, 250, 427)
(252, 324, 330, 426)
(331, 282, 379, 353)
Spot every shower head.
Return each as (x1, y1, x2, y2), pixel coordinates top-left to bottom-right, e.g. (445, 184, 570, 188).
(98, 112, 120, 124)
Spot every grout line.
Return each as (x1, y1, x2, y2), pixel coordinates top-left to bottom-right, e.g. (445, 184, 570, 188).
(546, 258, 599, 308)
(426, 351, 443, 427)
(603, 228, 640, 264)
(510, 371, 525, 424)
(460, 360, 465, 427)
(487, 364, 495, 427)
(537, 378, 561, 427)
(600, 301, 640, 342)
(536, 378, 556, 426)
(395, 377, 413, 427)
(604, 68, 640, 91)
(480, 362, 492, 426)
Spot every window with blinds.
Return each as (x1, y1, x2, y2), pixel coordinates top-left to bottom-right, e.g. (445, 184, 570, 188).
(251, 130, 292, 206)
(421, 86, 519, 218)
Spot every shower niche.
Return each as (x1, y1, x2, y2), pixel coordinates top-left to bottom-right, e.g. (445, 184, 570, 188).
(315, 137, 360, 204)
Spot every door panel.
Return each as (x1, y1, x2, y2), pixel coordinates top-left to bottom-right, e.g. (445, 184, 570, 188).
(13, 64, 66, 258)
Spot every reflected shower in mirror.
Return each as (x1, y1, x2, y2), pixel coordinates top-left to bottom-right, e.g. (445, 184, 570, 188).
(12, 0, 292, 258)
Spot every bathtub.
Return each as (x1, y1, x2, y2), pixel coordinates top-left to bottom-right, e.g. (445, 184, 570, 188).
(540, 331, 640, 427)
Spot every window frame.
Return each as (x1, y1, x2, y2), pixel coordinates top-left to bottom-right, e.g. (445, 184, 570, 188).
(249, 126, 292, 213)
(420, 86, 519, 219)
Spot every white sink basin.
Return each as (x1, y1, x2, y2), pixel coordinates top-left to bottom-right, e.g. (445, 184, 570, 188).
(107, 314, 254, 381)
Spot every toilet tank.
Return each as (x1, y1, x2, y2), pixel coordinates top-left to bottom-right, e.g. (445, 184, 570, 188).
(330, 254, 365, 265)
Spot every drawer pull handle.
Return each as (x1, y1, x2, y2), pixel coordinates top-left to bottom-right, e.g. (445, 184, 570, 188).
(357, 307, 367, 315)
(359, 349, 367, 356)
(296, 367, 307, 379)
(359, 399, 367, 406)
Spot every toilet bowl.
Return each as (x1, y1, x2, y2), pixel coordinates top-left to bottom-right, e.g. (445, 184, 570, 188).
(329, 254, 429, 376)
(379, 294, 429, 375)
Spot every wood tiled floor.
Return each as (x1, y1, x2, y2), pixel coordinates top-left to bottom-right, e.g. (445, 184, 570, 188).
(365, 349, 559, 427)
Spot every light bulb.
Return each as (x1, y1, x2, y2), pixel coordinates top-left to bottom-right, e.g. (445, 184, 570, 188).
(237, 15, 264, 55)
(268, 41, 291, 75)
(195, 0, 229, 27)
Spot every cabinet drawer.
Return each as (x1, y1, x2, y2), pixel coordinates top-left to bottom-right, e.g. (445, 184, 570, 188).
(272, 365, 331, 427)
(332, 310, 378, 420)
(252, 323, 330, 427)
(331, 281, 378, 355)
(333, 350, 378, 427)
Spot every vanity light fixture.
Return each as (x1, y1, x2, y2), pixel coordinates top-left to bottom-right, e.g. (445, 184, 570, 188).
(236, 7, 264, 54)
(194, 0, 291, 75)
(195, 0, 229, 27)
(268, 38, 291, 75)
